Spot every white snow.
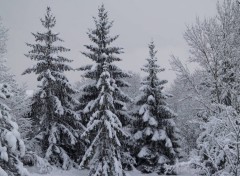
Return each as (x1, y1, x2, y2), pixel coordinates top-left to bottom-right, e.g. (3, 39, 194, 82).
(99, 95, 104, 106)
(45, 69, 56, 81)
(139, 104, 147, 115)
(5, 131, 17, 152)
(151, 130, 160, 141)
(133, 131, 143, 140)
(144, 127, 153, 136)
(105, 119, 113, 138)
(49, 53, 58, 59)
(0, 146, 8, 161)
(16, 162, 29, 176)
(147, 95, 155, 103)
(143, 110, 150, 122)
(26, 89, 34, 97)
(28, 167, 88, 176)
(149, 117, 158, 126)
(159, 129, 167, 140)
(0, 167, 7, 176)
(28, 164, 197, 176)
(138, 146, 150, 158)
(158, 155, 170, 164)
(53, 96, 64, 115)
(165, 138, 173, 148)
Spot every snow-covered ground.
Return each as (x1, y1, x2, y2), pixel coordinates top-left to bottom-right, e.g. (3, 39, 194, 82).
(29, 167, 157, 176)
(28, 162, 198, 176)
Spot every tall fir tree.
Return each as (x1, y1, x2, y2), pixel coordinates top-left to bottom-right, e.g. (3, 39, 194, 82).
(77, 4, 133, 169)
(80, 63, 127, 176)
(23, 7, 84, 169)
(133, 41, 181, 174)
(0, 84, 29, 176)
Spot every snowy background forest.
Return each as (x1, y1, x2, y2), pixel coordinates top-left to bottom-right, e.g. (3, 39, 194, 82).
(1, 0, 240, 175)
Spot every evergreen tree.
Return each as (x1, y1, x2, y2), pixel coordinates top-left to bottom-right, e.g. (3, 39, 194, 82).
(133, 41, 181, 174)
(77, 4, 133, 169)
(0, 84, 29, 176)
(80, 63, 127, 176)
(78, 4, 131, 125)
(23, 7, 84, 169)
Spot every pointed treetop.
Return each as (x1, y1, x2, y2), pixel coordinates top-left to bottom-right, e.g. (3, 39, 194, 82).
(91, 3, 115, 42)
(96, 4, 111, 25)
(40, 7, 56, 29)
(141, 40, 165, 74)
(148, 40, 157, 59)
(98, 4, 108, 20)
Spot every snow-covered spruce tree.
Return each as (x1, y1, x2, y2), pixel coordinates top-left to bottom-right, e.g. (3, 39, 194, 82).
(23, 7, 84, 169)
(77, 4, 133, 169)
(133, 41, 181, 174)
(80, 62, 127, 176)
(0, 84, 28, 176)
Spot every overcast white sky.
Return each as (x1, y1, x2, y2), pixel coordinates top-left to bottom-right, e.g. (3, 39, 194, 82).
(0, 0, 219, 89)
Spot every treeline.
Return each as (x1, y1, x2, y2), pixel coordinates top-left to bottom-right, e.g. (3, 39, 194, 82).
(0, 5, 181, 176)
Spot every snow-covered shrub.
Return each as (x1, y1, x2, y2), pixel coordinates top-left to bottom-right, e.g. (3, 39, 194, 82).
(22, 151, 52, 174)
(193, 105, 240, 175)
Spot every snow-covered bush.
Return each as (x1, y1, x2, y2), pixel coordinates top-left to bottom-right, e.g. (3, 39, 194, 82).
(22, 151, 52, 174)
(193, 105, 240, 175)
